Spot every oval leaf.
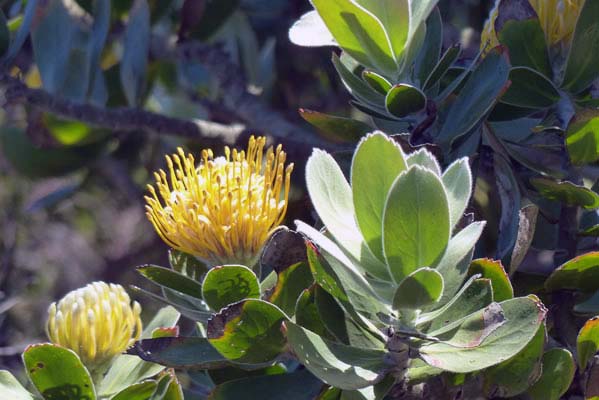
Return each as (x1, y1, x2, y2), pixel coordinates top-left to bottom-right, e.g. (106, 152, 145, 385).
(482, 324, 545, 398)
(545, 252, 599, 292)
(436, 46, 510, 148)
(531, 178, 599, 210)
(383, 166, 450, 283)
(420, 296, 547, 373)
(385, 84, 427, 118)
(207, 299, 287, 364)
(577, 316, 599, 370)
(393, 268, 444, 310)
(362, 71, 392, 95)
(527, 349, 575, 400)
(562, 0, 599, 94)
(494, 0, 551, 76)
(289, 10, 336, 47)
(285, 321, 388, 390)
(23, 344, 96, 400)
(138, 265, 203, 299)
(299, 109, 372, 143)
(351, 132, 407, 267)
(202, 265, 260, 311)
(311, 0, 397, 75)
(468, 258, 514, 302)
(126, 337, 229, 369)
(442, 157, 473, 229)
(501, 67, 560, 109)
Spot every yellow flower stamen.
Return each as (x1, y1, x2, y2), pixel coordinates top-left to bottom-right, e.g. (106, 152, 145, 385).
(481, 0, 583, 53)
(46, 282, 142, 371)
(145, 136, 294, 267)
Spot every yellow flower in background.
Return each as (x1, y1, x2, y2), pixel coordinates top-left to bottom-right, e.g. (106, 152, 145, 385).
(46, 282, 142, 371)
(481, 0, 583, 52)
(145, 136, 294, 267)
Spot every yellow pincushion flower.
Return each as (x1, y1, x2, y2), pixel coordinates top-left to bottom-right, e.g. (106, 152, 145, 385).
(46, 282, 142, 372)
(482, 0, 583, 52)
(145, 136, 294, 267)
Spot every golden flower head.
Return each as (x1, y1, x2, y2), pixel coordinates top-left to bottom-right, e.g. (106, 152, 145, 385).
(145, 136, 294, 267)
(481, 0, 583, 53)
(46, 282, 142, 371)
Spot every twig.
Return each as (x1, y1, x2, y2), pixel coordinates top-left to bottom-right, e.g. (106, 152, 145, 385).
(0, 73, 246, 146)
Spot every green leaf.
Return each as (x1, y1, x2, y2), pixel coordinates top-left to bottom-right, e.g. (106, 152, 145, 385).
(417, 276, 493, 330)
(305, 149, 385, 279)
(494, 0, 551, 76)
(168, 249, 208, 281)
(531, 178, 599, 210)
(151, 370, 183, 400)
(138, 265, 203, 299)
(436, 46, 510, 148)
(300, 224, 388, 320)
(30, 0, 76, 93)
(0, 10, 9, 58)
(566, 108, 599, 165)
(202, 265, 260, 311)
(428, 302, 507, 348)
(208, 369, 324, 400)
(267, 261, 314, 316)
(430, 221, 485, 306)
(285, 322, 388, 390)
(468, 259, 514, 302)
(382, 166, 450, 282)
(98, 306, 179, 396)
(299, 109, 372, 143)
(423, 44, 461, 91)
(527, 349, 575, 400)
(356, 0, 410, 67)
(420, 296, 547, 373)
(385, 84, 427, 118)
(351, 132, 407, 266)
(0, 371, 34, 400)
(207, 299, 287, 364)
(544, 253, 599, 292)
(131, 286, 211, 322)
(577, 317, 599, 370)
(494, 153, 522, 261)
(482, 324, 545, 398)
(501, 67, 560, 109)
(361, 71, 391, 95)
(393, 268, 443, 310)
(562, 0, 599, 94)
(295, 286, 334, 339)
(23, 344, 96, 400)
(112, 381, 158, 400)
(405, 148, 442, 175)
(415, 7, 442, 88)
(289, 10, 336, 47)
(311, 0, 397, 76)
(120, 0, 150, 105)
(442, 157, 473, 229)
(127, 337, 230, 369)
(332, 53, 386, 111)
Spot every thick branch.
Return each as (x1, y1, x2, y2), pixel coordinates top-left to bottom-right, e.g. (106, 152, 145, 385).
(0, 73, 245, 147)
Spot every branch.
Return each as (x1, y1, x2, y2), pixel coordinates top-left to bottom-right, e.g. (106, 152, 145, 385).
(152, 38, 330, 149)
(0, 73, 245, 147)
